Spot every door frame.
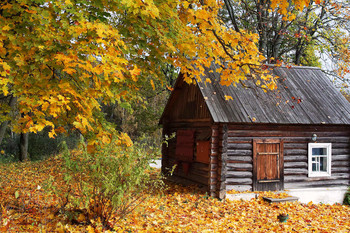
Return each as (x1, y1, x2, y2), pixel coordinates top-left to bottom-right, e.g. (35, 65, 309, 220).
(253, 139, 284, 191)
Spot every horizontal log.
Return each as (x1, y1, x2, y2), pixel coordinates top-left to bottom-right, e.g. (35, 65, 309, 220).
(332, 154, 350, 161)
(284, 168, 308, 175)
(284, 180, 350, 189)
(283, 143, 307, 150)
(332, 148, 350, 155)
(284, 173, 350, 183)
(226, 163, 253, 169)
(227, 144, 253, 150)
(226, 136, 350, 143)
(332, 167, 350, 172)
(227, 155, 252, 162)
(227, 139, 252, 144)
(283, 155, 307, 162)
(332, 161, 350, 167)
(227, 124, 350, 132)
(285, 137, 350, 143)
(284, 149, 307, 155)
(226, 185, 252, 192)
(332, 143, 350, 149)
(210, 178, 218, 185)
(226, 171, 253, 178)
(227, 149, 252, 156)
(210, 151, 218, 156)
(284, 162, 308, 168)
(210, 164, 217, 170)
(226, 178, 253, 185)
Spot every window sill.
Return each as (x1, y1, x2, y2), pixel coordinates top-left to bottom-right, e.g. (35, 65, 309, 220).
(308, 173, 331, 178)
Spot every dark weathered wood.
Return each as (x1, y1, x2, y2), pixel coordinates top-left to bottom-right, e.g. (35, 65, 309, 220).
(333, 160, 350, 166)
(226, 171, 253, 178)
(284, 155, 307, 162)
(333, 148, 350, 155)
(227, 163, 253, 169)
(253, 139, 283, 191)
(285, 179, 350, 189)
(209, 124, 219, 197)
(227, 156, 253, 162)
(226, 178, 253, 185)
(284, 149, 307, 155)
(263, 196, 299, 203)
(226, 185, 252, 192)
(284, 162, 308, 168)
(227, 149, 252, 156)
(332, 153, 350, 161)
(218, 124, 228, 199)
(227, 143, 252, 150)
(284, 168, 308, 175)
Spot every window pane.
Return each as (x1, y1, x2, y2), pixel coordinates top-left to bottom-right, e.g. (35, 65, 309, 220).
(312, 147, 327, 156)
(312, 162, 318, 172)
(320, 157, 327, 171)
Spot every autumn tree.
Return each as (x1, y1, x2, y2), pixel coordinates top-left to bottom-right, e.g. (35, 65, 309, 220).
(0, 0, 318, 154)
(221, 0, 350, 85)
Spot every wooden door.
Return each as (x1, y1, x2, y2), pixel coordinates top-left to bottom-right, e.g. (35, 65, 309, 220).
(253, 139, 284, 191)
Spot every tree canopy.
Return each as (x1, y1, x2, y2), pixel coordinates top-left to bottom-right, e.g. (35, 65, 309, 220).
(0, 0, 345, 146)
(221, 0, 350, 84)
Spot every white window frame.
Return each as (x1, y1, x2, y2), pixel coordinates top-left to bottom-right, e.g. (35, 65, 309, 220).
(308, 143, 332, 177)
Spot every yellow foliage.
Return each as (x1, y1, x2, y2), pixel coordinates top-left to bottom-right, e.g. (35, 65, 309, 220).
(1, 160, 349, 232)
(0, 0, 311, 146)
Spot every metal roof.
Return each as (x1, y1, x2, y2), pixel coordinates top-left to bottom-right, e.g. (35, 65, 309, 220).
(196, 65, 350, 124)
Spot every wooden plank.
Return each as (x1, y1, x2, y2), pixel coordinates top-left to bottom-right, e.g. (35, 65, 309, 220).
(263, 196, 299, 203)
(284, 168, 308, 175)
(284, 162, 308, 168)
(285, 180, 350, 189)
(226, 185, 252, 192)
(226, 171, 253, 178)
(284, 155, 307, 162)
(227, 149, 252, 156)
(227, 156, 253, 162)
(227, 143, 252, 150)
(227, 163, 253, 169)
(226, 178, 253, 185)
(332, 154, 350, 161)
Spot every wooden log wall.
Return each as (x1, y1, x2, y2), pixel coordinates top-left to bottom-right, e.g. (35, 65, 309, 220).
(161, 121, 212, 189)
(225, 124, 350, 192)
(209, 124, 219, 197)
(217, 124, 228, 199)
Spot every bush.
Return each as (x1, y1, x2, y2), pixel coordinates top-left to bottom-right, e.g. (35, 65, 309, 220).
(344, 187, 350, 205)
(48, 137, 163, 229)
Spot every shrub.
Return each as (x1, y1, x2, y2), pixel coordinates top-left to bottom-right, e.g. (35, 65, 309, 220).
(48, 136, 163, 229)
(344, 187, 350, 205)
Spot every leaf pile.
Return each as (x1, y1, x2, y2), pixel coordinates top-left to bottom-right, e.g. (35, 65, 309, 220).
(1, 158, 349, 232)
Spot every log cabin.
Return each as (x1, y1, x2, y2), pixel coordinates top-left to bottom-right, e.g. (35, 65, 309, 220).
(159, 65, 350, 202)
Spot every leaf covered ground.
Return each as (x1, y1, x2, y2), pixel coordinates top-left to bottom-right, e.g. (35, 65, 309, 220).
(0, 157, 349, 232)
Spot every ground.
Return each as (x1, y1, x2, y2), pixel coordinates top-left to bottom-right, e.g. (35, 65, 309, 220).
(0, 157, 349, 232)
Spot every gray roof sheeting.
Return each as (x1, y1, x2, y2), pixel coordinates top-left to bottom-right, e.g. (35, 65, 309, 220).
(197, 65, 350, 124)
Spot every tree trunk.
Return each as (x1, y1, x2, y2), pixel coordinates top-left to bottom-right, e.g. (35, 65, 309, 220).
(19, 132, 29, 161)
(0, 121, 9, 146)
(0, 96, 16, 146)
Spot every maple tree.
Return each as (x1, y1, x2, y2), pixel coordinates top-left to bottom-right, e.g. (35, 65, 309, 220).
(0, 0, 315, 148)
(221, 0, 350, 85)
